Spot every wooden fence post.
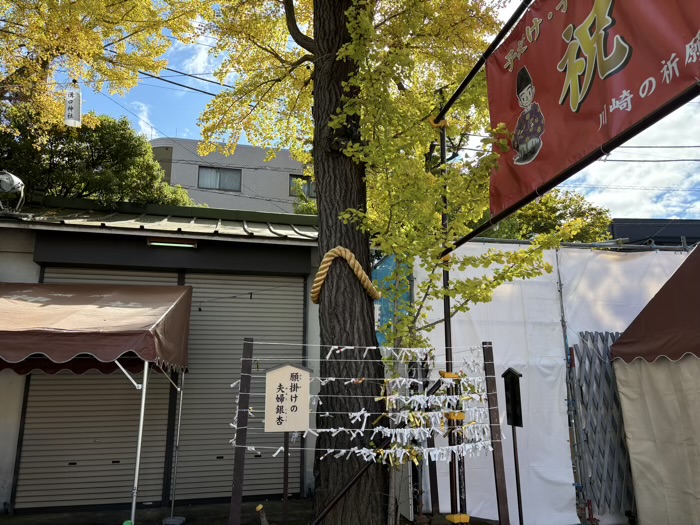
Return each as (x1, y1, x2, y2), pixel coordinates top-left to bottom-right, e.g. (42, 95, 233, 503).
(483, 341, 510, 525)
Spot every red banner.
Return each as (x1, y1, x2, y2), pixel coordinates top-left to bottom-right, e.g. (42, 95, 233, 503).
(486, 0, 700, 216)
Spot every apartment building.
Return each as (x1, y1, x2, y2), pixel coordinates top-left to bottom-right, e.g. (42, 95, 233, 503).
(151, 138, 315, 213)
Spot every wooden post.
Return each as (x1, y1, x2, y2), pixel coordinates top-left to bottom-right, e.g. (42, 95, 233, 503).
(283, 431, 289, 525)
(512, 426, 523, 525)
(502, 368, 524, 525)
(427, 433, 441, 515)
(229, 338, 254, 525)
(482, 341, 510, 525)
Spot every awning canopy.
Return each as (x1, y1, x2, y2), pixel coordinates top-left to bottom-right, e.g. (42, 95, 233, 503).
(0, 283, 192, 374)
(612, 247, 700, 363)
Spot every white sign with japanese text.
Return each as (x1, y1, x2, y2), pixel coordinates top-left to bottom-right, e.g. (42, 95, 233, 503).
(264, 364, 311, 432)
(64, 85, 82, 128)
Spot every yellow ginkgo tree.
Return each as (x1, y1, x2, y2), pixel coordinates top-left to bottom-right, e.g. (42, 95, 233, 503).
(197, 1, 585, 522)
(0, 0, 205, 133)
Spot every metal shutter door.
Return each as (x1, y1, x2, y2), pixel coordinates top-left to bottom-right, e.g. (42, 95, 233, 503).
(13, 269, 176, 510)
(176, 274, 304, 500)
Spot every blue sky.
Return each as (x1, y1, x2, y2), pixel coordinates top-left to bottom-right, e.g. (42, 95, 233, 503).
(82, 1, 700, 220)
(83, 33, 222, 141)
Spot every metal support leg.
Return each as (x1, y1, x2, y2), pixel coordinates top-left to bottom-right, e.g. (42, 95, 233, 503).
(170, 372, 185, 519)
(130, 361, 150, 525)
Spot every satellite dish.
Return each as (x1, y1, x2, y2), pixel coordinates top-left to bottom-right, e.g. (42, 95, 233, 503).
(0, 170, 25, 212)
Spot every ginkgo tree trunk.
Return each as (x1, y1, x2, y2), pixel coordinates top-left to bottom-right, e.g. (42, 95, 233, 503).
(310, 2, 388, 523)
(197, 1, 513, 523)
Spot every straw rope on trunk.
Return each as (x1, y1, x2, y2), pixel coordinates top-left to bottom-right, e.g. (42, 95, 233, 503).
(310, 246, 382, 305)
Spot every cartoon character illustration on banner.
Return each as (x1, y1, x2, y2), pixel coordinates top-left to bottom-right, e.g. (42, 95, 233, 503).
(512, 66, 545, 165)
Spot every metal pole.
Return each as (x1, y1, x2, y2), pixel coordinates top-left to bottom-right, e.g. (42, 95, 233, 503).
(170, 372, 185, 519)
(229, 338, 254, 525)
(130, 361, 150, 525)
(283, 431, 289, 525)
(440, 122, 459, 518)
(456, 384, 467, 514)
(512, 426, 524, 525)
(435, 0, 533, 122)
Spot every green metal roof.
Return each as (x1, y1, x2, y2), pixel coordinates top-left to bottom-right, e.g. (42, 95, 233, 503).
(0, 197, 318, 246)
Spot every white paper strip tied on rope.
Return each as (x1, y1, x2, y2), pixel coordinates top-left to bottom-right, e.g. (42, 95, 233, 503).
(314, 423, 491, 444)
(311, 443, 494, 465)
(385, 375, 486, 391)
(385, 408, 489, 427)
(380, 393, 485, 410)
(324, 345, 434, 361)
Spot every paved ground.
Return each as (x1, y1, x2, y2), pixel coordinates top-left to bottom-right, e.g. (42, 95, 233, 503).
(0, 500, 313, 525)
(0, 499, 499, 525)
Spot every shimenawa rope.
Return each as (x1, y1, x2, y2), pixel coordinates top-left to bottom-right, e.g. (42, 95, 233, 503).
(310, 246, 381, 304)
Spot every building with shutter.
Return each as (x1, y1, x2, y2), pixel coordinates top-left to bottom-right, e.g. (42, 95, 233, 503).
(0, 197, 320, 514)
(150, 138, 316, 213)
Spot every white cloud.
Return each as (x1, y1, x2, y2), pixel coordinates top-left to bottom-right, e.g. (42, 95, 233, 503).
(164, 19, 229, 95)
(563, 99, 700, 219)
(494, 0, 700, 219)
(130, 101, 160, 139)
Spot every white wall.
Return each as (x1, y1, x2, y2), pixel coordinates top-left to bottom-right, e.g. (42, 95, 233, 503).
(151, 138, 309, 213)
(416, 243, 687, 525)
(0, 229, 40, 510)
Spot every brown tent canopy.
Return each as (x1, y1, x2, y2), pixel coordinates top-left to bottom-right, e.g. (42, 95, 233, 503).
(0, 283, 192, 373)
(611, 247, 700, 362)
(611, 248, 700, 525)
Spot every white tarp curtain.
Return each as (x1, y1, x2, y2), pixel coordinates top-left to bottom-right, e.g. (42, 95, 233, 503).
(416, 243, 686, 525)
(614, 355, 700, 525)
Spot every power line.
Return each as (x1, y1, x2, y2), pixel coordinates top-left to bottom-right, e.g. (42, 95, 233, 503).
(100, 92, 299, 213)
(138, 70, 218, 97)
(163, 66, 234, 89)
(165, 158, 304, 174)
(134, 82, 208, 94)
(597, 159, 700, 163)
(165, 34, 217, 49)
(102, 48, 221, 97)
(619, 145, 700, 149)
(561, 183, 700, 193)
(179, 184, 298, 207)
(99, 92, 159, 133)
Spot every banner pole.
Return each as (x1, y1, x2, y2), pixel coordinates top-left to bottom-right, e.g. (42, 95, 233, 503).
(441, 80, 700, 259)
(435, 0, 533, 122)
(440, 126, 459, 517)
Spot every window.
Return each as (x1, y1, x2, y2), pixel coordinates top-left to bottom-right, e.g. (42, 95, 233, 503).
(289, 175, 316, 198)
(198, 167, 241, 192)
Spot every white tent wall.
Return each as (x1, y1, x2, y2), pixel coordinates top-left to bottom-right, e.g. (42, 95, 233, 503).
(415, 243, 687, 525)
(559, 250, 688, 336)
(614, 355, 700, 525)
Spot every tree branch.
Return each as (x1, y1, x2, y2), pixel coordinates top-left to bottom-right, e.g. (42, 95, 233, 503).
(282, 0, 316, 55)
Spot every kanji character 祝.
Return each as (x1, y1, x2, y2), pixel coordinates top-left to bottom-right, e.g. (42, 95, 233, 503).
(557, 0, 632, 112)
